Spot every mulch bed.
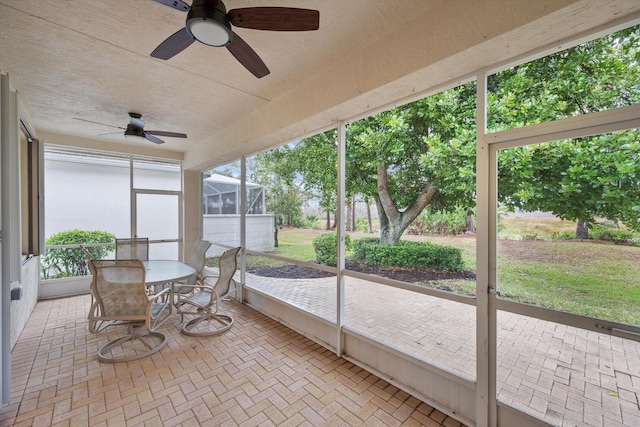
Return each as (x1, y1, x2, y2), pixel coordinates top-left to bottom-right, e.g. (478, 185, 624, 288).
(247, 260, 475, 283)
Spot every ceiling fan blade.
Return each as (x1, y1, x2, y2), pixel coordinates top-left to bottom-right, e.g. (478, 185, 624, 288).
(226, 32, 270, 78)
(151, 28, 195, 60)
(144, 133, 166, 145)
(151, 0, 190, 12)
(146, 130, 188, 138)
(73, 117, 124, 130)
(99, 131, 125, 137)
(228, 7, 319, 31)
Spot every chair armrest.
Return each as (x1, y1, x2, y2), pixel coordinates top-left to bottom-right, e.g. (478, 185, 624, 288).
(177, 283, 215, 292)
(149, 286, 172, 302)
(175, 283, 217, 305)
(201, 275, 222, 286)
(201, 275, 236, 297)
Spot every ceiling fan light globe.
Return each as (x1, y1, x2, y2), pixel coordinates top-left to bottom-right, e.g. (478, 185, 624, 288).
(188, 18, 232, 46)
(186, 1, 232, 47)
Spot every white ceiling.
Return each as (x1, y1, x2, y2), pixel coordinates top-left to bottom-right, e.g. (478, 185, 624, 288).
(2, 0, 640, 171)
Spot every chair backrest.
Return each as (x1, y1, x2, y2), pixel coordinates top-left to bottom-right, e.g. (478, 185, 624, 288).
(115, 237, 149, 261)
(89, 259, 149, 319)
(187, 239, 212, 274)
(183, 239, 212, 286)
(213, 247, 241, 296)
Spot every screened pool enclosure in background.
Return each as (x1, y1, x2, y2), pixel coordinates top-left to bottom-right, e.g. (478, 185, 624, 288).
(201, 171, 275, 256)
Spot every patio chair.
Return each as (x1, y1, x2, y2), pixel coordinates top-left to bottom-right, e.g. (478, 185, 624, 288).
(175, 246, 240, 336)
(172, 239, 212, 297)
(81, 245, 105, 334)
(115, 237, 149, 261)
(88, 259, 172, 362)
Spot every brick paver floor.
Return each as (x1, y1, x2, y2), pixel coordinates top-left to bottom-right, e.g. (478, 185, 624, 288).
(0, 293, 466, 427)
(2, 272, 639, 426)
(245, 273, 640, 427)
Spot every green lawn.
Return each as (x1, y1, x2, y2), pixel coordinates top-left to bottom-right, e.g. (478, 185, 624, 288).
(496, 240, 640, 323)
(245, 227, 322, 267)
(249, 223, 640, 326)
(499, 213, 576, 239)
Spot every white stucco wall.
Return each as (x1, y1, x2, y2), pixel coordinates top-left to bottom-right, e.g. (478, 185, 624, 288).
(11, 256, 39, 349)
(45, 156, 131, 238)
(203, 214, 274, 256)
(46, 155, 274, 260)
(45, 156, 181, 259)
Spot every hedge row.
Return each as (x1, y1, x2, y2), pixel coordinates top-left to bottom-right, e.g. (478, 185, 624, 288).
(351, 238, 464, 272)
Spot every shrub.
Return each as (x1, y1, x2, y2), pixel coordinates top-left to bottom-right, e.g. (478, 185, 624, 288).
(352, 237, 380, 261)
(352, 238, 464, 272)
(591, 225, 639, 245)
(312, 232, 352, 266)
(305, 214, 320, 228)
(355, 218, 372, 233)
(407, 207, 469, 235)
(291, 216, 307, 228)
(41, 229, 115, 279)
(522, 233, 543, 241)
(552, 230, 576, 240)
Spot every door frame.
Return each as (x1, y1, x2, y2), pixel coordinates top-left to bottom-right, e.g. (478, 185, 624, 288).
(132, 189, 183, 260)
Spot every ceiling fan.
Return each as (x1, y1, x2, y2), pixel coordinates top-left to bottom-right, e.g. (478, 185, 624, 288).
(74, 112, 187, 145)
(150, 0, 320, 78)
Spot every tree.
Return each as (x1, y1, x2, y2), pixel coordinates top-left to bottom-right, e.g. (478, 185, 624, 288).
(498, 131, 640, 237)
(249, 151, 307, 228)
(255, 25, 640, 243)
(286, 133, 338, 229)
(257, 133, 338, 230)
(260, 82, 478, 245)
(492, 25, 640, 237)
(346, 84, 477, 244)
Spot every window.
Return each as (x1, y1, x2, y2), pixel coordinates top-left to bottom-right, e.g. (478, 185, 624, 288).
(20, 128, 42, 256)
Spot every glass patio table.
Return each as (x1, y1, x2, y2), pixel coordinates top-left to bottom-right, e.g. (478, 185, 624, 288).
(143, 260, 196, 286)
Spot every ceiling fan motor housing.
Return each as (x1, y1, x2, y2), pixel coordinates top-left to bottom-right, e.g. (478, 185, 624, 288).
(124, 123, 145, 138)
(186, 0, 232, 47)
(149, 0, 318, 78)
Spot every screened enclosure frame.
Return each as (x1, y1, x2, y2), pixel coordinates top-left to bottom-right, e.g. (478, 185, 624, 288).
(202, 174, 265, 215)
(224, 20, 640, 427)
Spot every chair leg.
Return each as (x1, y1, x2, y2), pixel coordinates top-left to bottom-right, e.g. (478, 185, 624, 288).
(182, 314, 233, 337)
(97, 325, 168, 363)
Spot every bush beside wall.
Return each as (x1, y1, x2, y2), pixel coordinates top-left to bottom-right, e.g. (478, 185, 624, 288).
(352, 238, 464, 272)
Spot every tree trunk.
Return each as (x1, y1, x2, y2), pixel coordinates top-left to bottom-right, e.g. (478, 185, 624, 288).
(375, 201, 405, 245)
(374, 196, 388, 244)
(575, 219, 589, 239)
(346, 196, 353, 231)
(366, 202, 373, 233)
(381, 223, 405, 245)
(465, 208, 475, 234)
(274, 225, 279, 247)
(325, 210, 331, 230)
(375, 165, 437, 245)
(350, 194, 356, 232)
